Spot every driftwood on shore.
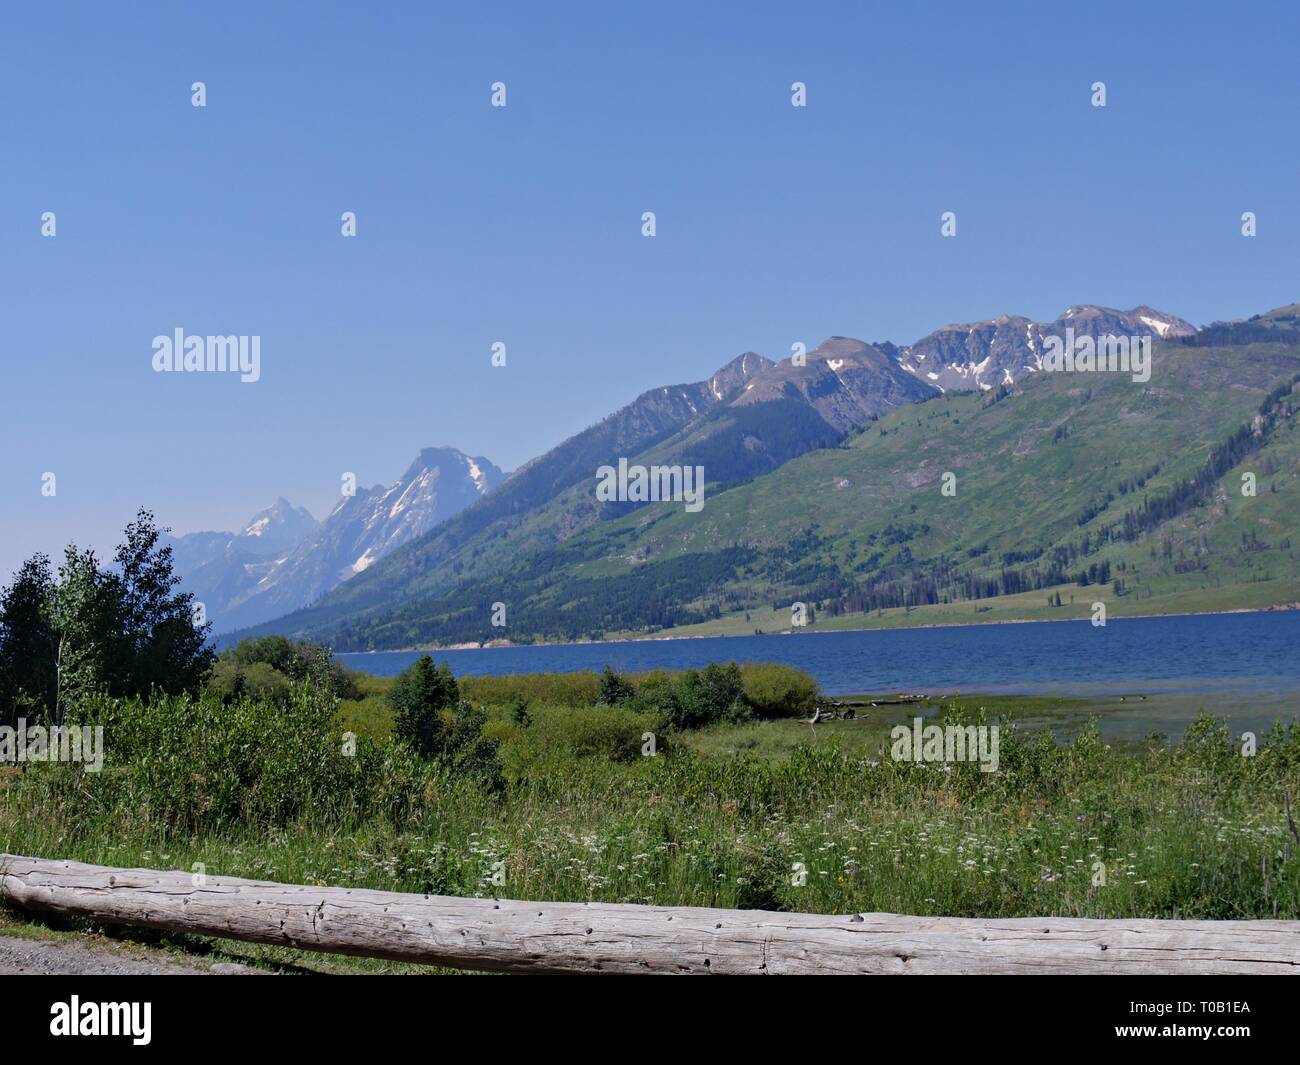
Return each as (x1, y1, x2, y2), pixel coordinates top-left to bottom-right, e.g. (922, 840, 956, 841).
(809, 694, 938, 721)
(2, 854, 1298, 974)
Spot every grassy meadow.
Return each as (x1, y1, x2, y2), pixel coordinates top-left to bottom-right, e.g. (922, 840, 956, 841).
(3, 660, 1299, 973)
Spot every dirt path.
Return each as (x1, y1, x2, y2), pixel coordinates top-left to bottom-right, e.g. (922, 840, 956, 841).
(0, 934, 263, 976)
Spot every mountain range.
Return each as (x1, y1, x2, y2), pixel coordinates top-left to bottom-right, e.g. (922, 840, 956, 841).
(895, 305, 1195, 392)
(173, 447, 504, 633)
(218, 302, 1300, 649)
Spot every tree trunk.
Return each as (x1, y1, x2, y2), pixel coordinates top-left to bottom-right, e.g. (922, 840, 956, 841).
(3, 854, 1298, 974)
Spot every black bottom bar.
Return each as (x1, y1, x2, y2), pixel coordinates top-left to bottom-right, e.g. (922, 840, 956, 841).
(1, 971, 1293, 1052)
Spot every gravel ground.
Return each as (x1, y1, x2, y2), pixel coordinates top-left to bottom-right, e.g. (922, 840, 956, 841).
(0, 935, 263, 975)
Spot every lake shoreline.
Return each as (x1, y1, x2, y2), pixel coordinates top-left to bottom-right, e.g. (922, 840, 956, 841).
(344, 602, 1300, 656)
(336, 607, 1300, 705)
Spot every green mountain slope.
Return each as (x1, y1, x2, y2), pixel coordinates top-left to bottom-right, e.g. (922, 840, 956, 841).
(305, 328, 1300, 649)
(237, 337, 936, 646)
(228, 353, 771, 639)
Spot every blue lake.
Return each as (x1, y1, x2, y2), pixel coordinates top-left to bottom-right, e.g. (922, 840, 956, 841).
(339, 609, 1300, 697)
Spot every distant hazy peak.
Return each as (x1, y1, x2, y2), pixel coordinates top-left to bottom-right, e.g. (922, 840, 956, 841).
(239, 497, 316, 540)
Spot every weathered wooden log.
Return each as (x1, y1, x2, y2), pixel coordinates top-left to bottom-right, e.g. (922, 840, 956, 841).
(2, 853, 1298, 974)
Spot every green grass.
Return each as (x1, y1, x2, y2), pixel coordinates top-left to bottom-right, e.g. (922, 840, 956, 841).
(3, 665, 1298, 978)
(4, 680, 1298, 957)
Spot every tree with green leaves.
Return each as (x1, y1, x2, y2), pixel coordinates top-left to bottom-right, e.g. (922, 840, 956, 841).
(112, 509, 213, 698)
(2, 509, 214, 721)
(209, 635, 361, 703)
(0, 553, 58, 727)
(627, 661, 751, 730)
(50, 543, 126, 719)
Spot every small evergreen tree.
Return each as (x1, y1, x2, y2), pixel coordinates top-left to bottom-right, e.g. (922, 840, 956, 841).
(598, 665, 635, 705)
(387, 656, 458, 758)
(0, 554, 58, 726)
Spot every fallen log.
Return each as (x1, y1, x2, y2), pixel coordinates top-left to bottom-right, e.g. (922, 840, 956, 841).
(2, 853, 1298, 974)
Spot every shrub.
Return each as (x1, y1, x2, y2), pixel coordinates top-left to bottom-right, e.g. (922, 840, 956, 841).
(621, 663, 750, 730)
(698, 662, 750, 720)
(457, 663, 819, 724)
(739, 662, 818, 719)
(211, 635, 362, 702)
(336, 693, 394, 740)
(441, 701, 503, 787)
(57, 684, 406, 835)
(459, 671, 599, 706)
(206, 657, 290, 704)
(500, 703, 660, 775)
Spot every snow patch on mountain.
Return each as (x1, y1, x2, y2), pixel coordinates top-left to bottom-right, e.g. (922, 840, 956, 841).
(893, 304, 1195, 393)
(172, 450, 504, 635)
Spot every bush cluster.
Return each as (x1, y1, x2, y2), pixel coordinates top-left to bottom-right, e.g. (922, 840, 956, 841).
(595, 661, 816, 728)
(207, 635, 362, 704)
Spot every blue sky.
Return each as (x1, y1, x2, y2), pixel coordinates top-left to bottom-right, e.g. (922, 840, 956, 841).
(2, 0, 1297, 579)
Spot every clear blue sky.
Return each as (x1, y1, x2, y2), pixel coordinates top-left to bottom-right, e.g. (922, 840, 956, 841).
(3, 0, 1297, 579)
